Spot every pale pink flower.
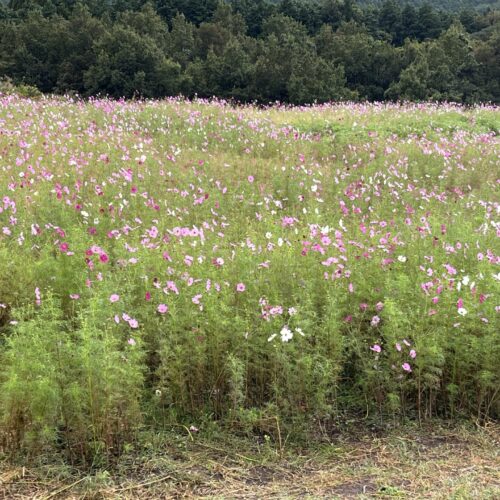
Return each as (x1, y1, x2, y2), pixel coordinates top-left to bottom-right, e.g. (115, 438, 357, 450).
(110, 294, 120, 303)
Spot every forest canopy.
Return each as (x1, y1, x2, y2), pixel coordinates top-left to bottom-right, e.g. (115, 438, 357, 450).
(0, 0, 499, 103)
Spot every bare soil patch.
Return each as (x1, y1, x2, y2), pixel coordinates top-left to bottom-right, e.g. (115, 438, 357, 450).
(1, 423, 499, 499)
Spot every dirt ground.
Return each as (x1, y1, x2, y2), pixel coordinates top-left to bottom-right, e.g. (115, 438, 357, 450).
(1, 423, 499, 499)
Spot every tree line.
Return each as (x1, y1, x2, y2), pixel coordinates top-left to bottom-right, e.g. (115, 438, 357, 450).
(0, 0, 498, 103)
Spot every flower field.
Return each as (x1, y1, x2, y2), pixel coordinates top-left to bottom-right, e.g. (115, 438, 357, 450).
(0, 96, 498, 463)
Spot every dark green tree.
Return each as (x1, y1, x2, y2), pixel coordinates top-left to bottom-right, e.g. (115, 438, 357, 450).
(417, 2, 443, 40)
(56, 4, 105, 93)
(378, 0, 402, 44)
(84, 23, 181, 98)
(387, 23, 481, 102)
(167, 12, 196, 68)
(401, 4, 419, 40)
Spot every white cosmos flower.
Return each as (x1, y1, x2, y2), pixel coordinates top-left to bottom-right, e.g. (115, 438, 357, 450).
(457, 307, 468, 316)
(397, 255, 407, 263)
(267, 333, 277, 342)
(280, 326, 293, 342)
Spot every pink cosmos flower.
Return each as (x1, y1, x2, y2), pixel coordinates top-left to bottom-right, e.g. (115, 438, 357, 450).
(395, 343, 402, 352)
(444, 264, 457, 276)
(402, 363, 412, 372)
(128, 319, 139, 329)
(110, 294, 120, 303)
(157, 304, 168, 314)
(370, 344, 382, 353)
(409, 349, 416, 358)
(128, 338, 136, 346)
(371, 315, 381, 327)
(69, 294, 80, 300)
(248, 175, 254, 183)
(236, 283, 246, 292)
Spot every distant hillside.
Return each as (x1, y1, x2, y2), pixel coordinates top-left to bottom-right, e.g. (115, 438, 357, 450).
(357, 0, 499, 12)
(2, 0, 498, 12)
(1, 0, 498, 103)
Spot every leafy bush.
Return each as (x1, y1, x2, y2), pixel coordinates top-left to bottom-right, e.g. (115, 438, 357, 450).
(0, 77, 41, 98)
